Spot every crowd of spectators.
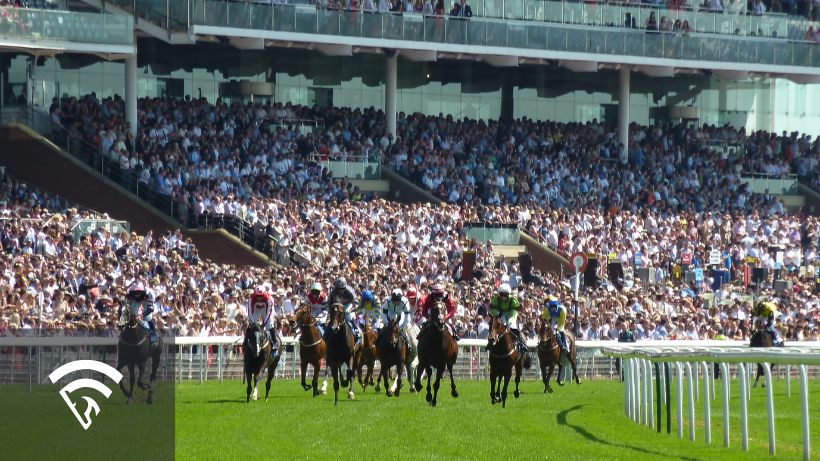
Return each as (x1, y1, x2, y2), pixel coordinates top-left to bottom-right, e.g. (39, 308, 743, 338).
(30, 93, 820, 343)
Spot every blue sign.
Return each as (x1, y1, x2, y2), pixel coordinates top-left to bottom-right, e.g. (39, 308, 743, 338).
(694, 268, 704, 282)
(634, 252, 643, 266)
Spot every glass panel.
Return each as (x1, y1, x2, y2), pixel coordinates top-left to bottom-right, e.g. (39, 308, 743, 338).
(317, 8, 341, 35)
(564, 28, 587, 53)
(273, 4, 297, 33)
(423, 15, 444, 42)
(524, 0, 544, 21)
(445, 18, 468, 44)
(361, 12, 382, 38)
(485, 21, 507, 47)
(466, 20, 488, 45)
(227, 2, 251, 29)
(484, 0, 504, 19)
(508, 24, 526, 47)
(403, 14, 424, 41)
(0, 7, 133, 46)
(542, 0, 563, 23)
(525, 24, 547, 49)
(602, 29, 625, 55)
(382, 13, 404, 40)
(506, 0, 524, 20)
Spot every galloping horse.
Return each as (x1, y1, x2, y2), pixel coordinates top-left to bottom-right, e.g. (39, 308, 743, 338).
(117, 311, 162, 405)
(294, 307, 327, 397)
(325, 303, 356, 405)
(487, 316, 530, 407)
(537, 324, 580, 393)
(413, 301, 459, 407)
(243, 324, 283, 402)
(353, 321, 379, 392)
(376, 320, 408, 397)
(750, 319, 781, 387)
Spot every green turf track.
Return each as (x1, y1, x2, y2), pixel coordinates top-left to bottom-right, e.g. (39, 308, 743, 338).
(176, 377, 820, 461)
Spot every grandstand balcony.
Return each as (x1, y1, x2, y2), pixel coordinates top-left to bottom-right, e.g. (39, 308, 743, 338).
(86, 0, 819, 77)
(0, 6, 134, 57)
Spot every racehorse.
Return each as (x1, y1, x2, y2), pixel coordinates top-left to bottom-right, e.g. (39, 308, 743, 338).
(353, 321, 379, 393)
(376, 320, 408, 397)
(750, 319, 780, 388)
(243, 324, 283, 402)
(486, 316, 530, 407)
(325, 303, 356, 405)
(116, 311, 161, 405)
(294, 307, 328, 397)
(537, 323, 580, 394)
(413, 301, 459, 407)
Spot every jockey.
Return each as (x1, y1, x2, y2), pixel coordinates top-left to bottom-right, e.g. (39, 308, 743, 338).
(123, 281, 159, 347)
(382, 288, 412, 348)
(752, 300, 783, 345)
(542, 295, 569, 353)
(418, 283, 459, 341)
(488, 283, 528, 353)
(327, 277, 359, 342)
(359, 283, 383, 331)
(406, 287, 424, 325)
(306, 282, 328, 333)
(248, 285, 278, 348)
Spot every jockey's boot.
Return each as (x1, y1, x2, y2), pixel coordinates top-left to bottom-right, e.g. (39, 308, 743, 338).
(349, 321, 361, 343)
(448, 324, 461, 341)
(146, 321, 159, 348)
(268, 328, 278, 348)
(511, 328, 527, 354)
(558, 331, 569, 353)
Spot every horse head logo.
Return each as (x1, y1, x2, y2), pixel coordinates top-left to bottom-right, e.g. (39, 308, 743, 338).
(48, 360, 124, 430)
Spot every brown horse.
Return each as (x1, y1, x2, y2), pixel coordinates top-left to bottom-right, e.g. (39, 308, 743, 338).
(243, 324, 283, 402)
(537, 324, 580, 393)
(487, 316, 528, 407)
(413, 302, 459, 407)
(353, 322, 379, 392)
(376, 320, 409, 397)
(294, 307, 327, 397)
(326, 303, 356, 405)
(750, 319, 780, 387)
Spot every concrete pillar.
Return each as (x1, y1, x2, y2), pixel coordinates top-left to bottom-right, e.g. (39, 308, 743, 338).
(125, 54, 138, 137)
(618, 66, 630, 148)
(385, 53, 397, 138)
(500, 71, 514, 124)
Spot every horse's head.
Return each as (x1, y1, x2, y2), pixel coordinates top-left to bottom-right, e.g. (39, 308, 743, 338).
(295, 306, 313, 327)
(430, 301, 446, 326)
(244, 324, 265, 358)
(387, 320, 402, 347)
(327, 303, 345, 331)
(539, 321, 556, 344)
(487, 316, 508, 348)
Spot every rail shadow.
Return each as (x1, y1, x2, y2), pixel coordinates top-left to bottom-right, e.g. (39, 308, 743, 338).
(556, 404, 699, 461)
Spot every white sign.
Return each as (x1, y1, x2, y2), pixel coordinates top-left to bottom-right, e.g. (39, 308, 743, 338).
(709, 249, 722, 266)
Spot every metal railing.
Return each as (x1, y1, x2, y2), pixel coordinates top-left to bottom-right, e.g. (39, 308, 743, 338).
(0, 5, 134, 45)
(3, 336, 819, 389)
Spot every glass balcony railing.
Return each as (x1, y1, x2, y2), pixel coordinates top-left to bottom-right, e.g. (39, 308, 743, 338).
(0, 6, 134, 46)
(130, 0, 820, 41)
(187, 1, 817, 68)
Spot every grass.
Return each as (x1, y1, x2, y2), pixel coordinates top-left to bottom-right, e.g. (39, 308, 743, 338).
(176, 376, 820, 461)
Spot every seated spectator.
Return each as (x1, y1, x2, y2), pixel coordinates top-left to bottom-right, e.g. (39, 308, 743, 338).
(646, 11, 658, 31)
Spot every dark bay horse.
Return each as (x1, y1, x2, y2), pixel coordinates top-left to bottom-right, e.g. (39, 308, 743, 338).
(117, 313, 161, 405)
(487, 316, 529, 407)
(750, 321, 780, 387)
(294, 307, 327, 396)
(376, 320, 408, 397)
(326, 303, 356, 405)
(413, 302, 459, 407)
(243, 324, 283, 402)
(353, 322, 379, 392)
(537, 324, 580, 394)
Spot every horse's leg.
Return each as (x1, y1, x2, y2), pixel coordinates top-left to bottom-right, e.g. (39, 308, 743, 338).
(431, 367, 444, 407)
(545, 363, 555, 394)
(374, 360, 382, 392)
(146, 352, 159, 405)
(137, 360, 147, 390)
(755, 363, 764, 388)
(425, 366, 433, 403)
(571, 348, 581, 385)
(347, 359, 356, 401)
(300, 360, 310, 391)
(540, 358, 548, 393)
(395, 361, 404, 397)
(514, 360, 522, 399)
(557, 359, 565, 386)
(490, 367, 497, 405)
(406, 361, 415, 393)
(321, 366, 328, 395)
(126, 363, 136, 404)
(501, 372, 511, 409)
(265, 360, 275, 402)
(413, 359, 424, 393)
(313, 361, 323, 397)
(447, 362, 458, 398)
(251, 369, 260, 401)
(117, 356, 131, 398)
(331, 365, 340, 406)
(356, 351, 364, 389)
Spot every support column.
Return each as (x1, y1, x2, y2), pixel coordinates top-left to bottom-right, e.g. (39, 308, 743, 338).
(125, 54, 138, 137)
(618, 66, 630, 148)
(500, 71, 514, 123)
(385, 53, 397, 139)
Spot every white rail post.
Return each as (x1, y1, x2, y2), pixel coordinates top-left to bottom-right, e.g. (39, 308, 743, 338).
(695, 363, 700, 401)
(763, 362, 776, 456)
(711, 362, 716, 401)
(686, 362, 696, 442)
(660, 362, 666, 406)
(799, 365, 810, 461)
(624, 357, 631, 418)
(702, 362, 711, 445)
(645, 359, 653, 428)
(720, 362, 730, 448)
(786, 364, 791, 399)
(738, 363, 749, 452)
(675, 362, 684, 439)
